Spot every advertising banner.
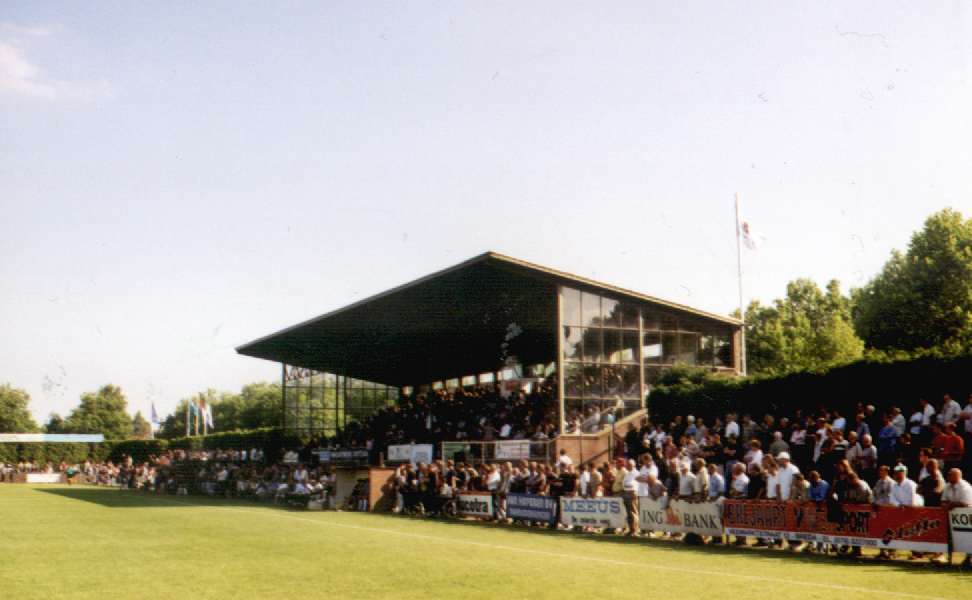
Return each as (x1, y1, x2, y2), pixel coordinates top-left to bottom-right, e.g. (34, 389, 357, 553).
(26, 473, 63, 484)
(507, 493, 557, 524)
(560, 496, 625, 529)
(722, 500, 949, 553)
(387, 444, 434, 465)
(315, 448, 369, 465)
(639, 498, 723, 536)
(495, 440, 531, 460)
(457, 493, 494, 518)
(949, 508, 972, 554)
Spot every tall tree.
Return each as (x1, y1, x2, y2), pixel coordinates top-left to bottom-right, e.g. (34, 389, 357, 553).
(0, 384, 39, 433)
(744, 278, 864, 375)
(131, 411, 153, 439)
(61, 384, 134, 440)
(44, 413, 66, 433)
(852, 208, 972, 352)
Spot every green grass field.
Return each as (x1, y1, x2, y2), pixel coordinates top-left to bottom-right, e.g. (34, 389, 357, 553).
(1, 485, 969, 600)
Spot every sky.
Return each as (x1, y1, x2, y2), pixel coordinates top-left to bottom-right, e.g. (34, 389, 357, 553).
(1, 2, 970, 424)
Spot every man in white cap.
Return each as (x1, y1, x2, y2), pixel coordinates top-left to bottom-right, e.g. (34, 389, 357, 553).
(776, 452, 800, 502)
(889, 465, 921, 507)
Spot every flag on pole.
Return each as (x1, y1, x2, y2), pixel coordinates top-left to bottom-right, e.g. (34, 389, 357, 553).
(150, 402, 160, 425)
(204, 403, 214, 430)
(740, 219, 764, 250)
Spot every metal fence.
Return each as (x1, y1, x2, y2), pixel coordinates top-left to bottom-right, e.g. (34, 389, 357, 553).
(440, 439, 555, 464)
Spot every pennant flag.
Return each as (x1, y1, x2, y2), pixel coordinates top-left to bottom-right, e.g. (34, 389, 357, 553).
(740, 219, 764, 250)
(189, 399, 200, 418)
(150, 402, 160, 425)
(205, 404, 215, 429)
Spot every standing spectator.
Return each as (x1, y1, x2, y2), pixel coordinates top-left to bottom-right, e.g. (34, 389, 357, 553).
(919, 398, 936, 444)
(889, 465, 922, 507)
(877, 416, 899, 467)
(621, 459, 639, 536)
(941, 423, 965, 472)
(707, 463, 725, 500)
(725, 413, 740, 440)
(941, 394, 962, 426)
(890, 407, 907, 436)
(873, 465, 894, 506)
(769, 431, 789, 457)
(918, 460, 945, 507)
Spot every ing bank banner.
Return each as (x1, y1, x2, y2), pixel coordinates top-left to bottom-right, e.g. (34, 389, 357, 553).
(722, 500, 948, 553)
(639, 498, 723, 537)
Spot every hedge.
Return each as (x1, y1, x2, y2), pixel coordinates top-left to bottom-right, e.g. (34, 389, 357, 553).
(0, 427, 301, 465)
(647, 354, 972, 424)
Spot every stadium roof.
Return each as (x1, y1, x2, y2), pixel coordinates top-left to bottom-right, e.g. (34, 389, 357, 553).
(236, 251, 741, 386)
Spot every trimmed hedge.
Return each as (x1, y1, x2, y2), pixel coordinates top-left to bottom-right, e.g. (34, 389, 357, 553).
(0, 428, 300, 465)
(648, 354, 972, 424)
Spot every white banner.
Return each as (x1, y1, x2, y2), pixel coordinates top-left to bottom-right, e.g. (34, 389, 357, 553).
(639, 498, 723, 536)
(950, 508, 972, 554)
(560, 497, 625, 529)
(387, 444, 434, 465)
(495, 440, 531, 460)
(26, 473, 63, 484)
(457, 493, 494, 518)
(0, 433, 104, 443)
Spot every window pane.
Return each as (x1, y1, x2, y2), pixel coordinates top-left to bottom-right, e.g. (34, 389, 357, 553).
(581, 328, 603, 363)
(561, 287, 582, 326)
(660, 313, 678, 331)
(562, 325, 583, 362)
(644, 366, 662, 386)
(603, 329, 622, 364)
(603, 365, 623, 397)
(584, 364, 603, 397)
(642, 309, 660, 331)
(699, 335, 715, 366)
(581, 291, 601, 327)
(601, 297, 621, 327)
(620, 365, 640, 399)
(714, 332, 732, 368)
(679, 333, 699, 365)
(565, 363, 585, 397)
(621, 303, 640, 329)
(643, 332, 662, 364)
(662, 332, 679, 364)
(621, 330, 640, 364)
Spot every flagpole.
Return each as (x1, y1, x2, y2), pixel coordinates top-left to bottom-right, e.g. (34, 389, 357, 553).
(734, 192, 748, 376)
(185, 400, 190, 438)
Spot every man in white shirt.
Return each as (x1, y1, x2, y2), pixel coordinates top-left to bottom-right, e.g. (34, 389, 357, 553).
(775, 453, 800, 501)
(635, 455, 659, 498)
(621, 459, 640, 536)
(889, 465, 922, 507)
(707, 463, 725, 500)
(831, 411, 846, 434)
(728, 462, 749, 498)
(891, 407, 907, 436)
(677, 463, 697, 499)
(940, 394, 962, 426)
(725, 414, 740, 440)
(942, 468, 972, 507)
(557, 449, 573, 468)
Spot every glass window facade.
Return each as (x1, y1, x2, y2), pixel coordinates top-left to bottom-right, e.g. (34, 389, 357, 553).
(283, 366, 398, 438)
(560, 285, 735, 431)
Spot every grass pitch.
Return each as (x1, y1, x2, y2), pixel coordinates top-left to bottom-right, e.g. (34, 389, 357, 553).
(1, 485, 969, 600)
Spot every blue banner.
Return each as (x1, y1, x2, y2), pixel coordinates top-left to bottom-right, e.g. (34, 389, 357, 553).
(507, 493, 557, 524)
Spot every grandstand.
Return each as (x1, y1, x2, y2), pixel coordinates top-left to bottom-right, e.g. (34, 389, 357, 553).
(236, 252, 741, 464)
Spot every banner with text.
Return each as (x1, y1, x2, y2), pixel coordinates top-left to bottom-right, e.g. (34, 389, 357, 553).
(722, 500, 948, 553)
(560, 497, 625, 529)
(949, 508, 972, 554)
(26, 473, 64, 484)
(387, 444, 434, 465)
(495, 440, 531, 460)
(457, 493, 494, 519)
(639, 498, 723, 536)
(507, 493, 557, 524)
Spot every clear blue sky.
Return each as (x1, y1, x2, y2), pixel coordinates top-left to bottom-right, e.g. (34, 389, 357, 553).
(1, 3, 969, 423)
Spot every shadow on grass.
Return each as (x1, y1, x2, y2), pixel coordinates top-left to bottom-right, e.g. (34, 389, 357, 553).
(35, 487, 970, 580)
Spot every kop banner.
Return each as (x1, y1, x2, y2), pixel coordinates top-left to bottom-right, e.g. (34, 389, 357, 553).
(507, 493, 557, 524)
(560, 497, 625, 529)
(949, 508, 972, 554)
(457, 493, 494, 518)
(639, 498, 723, 537)
(387, 444, 434, 465)
(495, 440, 531, 460)
(722, 500, 948, 553)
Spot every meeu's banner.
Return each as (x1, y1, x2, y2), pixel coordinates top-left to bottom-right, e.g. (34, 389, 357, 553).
(560, 497, 625, 529)
(507, 493, 557, 524)
(457, 493, 494, 518)
(639, 498, 723, 537)
(722, 500, 948, 553)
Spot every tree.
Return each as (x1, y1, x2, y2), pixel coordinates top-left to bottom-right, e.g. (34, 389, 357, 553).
(744, 278, 864, 375)
(44, 413, 66, 433)
(131, 411, 153, 439)
(0, 384, 39, 433)
(852, 209, 972, 352)
(61, 384, 134, 440)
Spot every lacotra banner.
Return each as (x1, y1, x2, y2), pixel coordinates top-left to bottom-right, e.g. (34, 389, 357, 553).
(949, 508, 972, 554)
(639, 498, 723, 537)
(495, 440, 531, 460)
(722, 500, 948, 553)
(387, 444, 434, 465)
(457, 493, 494, 518)
(560, 497, 625, 529)
(507, 493, 557, 524)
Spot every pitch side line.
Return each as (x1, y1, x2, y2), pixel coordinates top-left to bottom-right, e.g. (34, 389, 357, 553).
(144, 495, 953, 600)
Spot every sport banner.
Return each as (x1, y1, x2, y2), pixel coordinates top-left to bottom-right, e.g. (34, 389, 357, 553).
(722, 500, 948, 553)
(560, 497, 625, 529)
(495, 440, 531, 460)
(639, 498, 723, 536)
(457, 493, 494, 518)
(949, 508, 972, 554)
(507, 493, 557, 524)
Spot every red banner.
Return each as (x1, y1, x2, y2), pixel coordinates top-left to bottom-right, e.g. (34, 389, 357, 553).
(722, 500, 948, 553)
